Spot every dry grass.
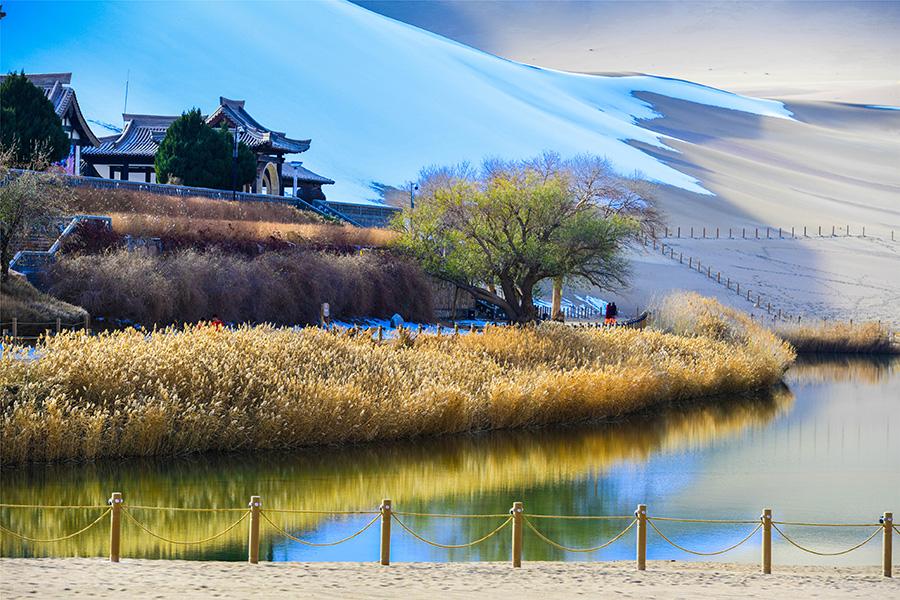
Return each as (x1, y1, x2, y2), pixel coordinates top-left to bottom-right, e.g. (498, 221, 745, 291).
(0, 295, 794, 464)
(0, 276, 87, 324)
(71, 187, 322, 225)
(774, 321, 898, 354)
(107, 213, 396, 249)
(68, 187, 396, 250)
(44, 249, 431, 326)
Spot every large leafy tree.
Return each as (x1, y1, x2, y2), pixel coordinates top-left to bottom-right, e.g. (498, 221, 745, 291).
(394, 153, 657, 323)
(0, 71, 69, 166)
(155, 109, 256, 190)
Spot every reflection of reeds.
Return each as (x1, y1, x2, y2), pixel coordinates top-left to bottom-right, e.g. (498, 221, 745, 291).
(1, 304, 794, 464)
(775, 321, 898, 354)
(787, 354, 898, 385)
(0, 387, 792, 558)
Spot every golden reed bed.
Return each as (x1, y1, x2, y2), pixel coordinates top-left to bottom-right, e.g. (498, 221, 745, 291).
(0, 295, 793, 465)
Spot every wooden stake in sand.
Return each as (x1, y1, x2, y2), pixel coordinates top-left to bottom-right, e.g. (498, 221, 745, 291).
(248, 496, 261, 564)
(511, 502, 523, 568)
(636, 504, 647, 571)
(883, 512, 893, 578)
(109, 492, 123, 563)
(762, 508, 772, 574)
(380, 499, 392, 566)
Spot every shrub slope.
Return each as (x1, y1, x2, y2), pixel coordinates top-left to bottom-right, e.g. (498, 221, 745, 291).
(45, 249, 431, 327)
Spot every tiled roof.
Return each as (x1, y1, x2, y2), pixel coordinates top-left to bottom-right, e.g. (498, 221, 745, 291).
(82, 115, 178, 158)
(281, 162, 334, 185)
(83, 98, 311, 159)
(206, 97, 311, 154)
(0, 72, 100, 146)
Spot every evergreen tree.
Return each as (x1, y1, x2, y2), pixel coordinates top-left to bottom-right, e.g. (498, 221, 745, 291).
(155, 109, 256, 190)
(0, 71, 70, 166)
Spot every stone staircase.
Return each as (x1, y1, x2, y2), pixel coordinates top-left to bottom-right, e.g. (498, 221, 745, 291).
(9, 215, 112, 284)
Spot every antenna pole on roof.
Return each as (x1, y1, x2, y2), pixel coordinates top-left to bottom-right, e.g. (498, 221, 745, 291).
(123, 70, 130, 115)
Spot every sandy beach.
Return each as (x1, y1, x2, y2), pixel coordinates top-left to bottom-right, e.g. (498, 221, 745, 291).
(1, 559, 897, 599)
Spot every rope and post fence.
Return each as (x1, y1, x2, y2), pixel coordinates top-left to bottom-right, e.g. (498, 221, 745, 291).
(1, 497, 893, 576)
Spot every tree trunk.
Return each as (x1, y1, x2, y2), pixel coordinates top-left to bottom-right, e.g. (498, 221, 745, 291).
(450, 285, 459, 321)
(551, 277, 562, 320)
(0, 238, 10, 283)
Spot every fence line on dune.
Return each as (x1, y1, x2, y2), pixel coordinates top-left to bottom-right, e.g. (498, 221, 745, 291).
(0, 496, 893, 577)
(641, 234, 897, 342)
(657, 225, 896, 242)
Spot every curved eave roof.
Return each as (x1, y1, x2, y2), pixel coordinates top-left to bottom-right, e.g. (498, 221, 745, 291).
(281, 163, 334, 185)
(82, 115, 177, 158)
(207, 98, 310, 154)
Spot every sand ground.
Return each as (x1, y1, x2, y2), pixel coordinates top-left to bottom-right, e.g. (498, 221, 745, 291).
(593, 235, 900, 329)
(1, 559, 898, 599)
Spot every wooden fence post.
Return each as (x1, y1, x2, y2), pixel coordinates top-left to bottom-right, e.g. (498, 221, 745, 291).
(883, 511, 893, 578)
(761, 508, 772, 574)
(248, 495, 261, 564)
(818, 225, 822, 237)
(56, 318, 61, 334)
(377, 325, 383, 342)
(832, 225, 835, 237)
(380, 499, 392, 565)
(702, 226, 706, 238)
(11, 318, 17, 341)
(716, 227, 719, 238)
(453, 323, 459, 336)
(636, 504, 647, 570)
(511, 501, 523, 567)
(690, 226, 694, 238)
(677, 226, 681, 238)
(109, 492, 123, 562)
(436, 324, 442, 337)
(84, 314, 90, 334)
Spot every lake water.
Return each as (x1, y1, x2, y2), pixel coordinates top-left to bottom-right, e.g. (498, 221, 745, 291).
(2, 355, 897, 565)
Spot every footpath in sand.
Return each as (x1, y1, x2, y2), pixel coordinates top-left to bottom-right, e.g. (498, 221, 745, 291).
(1, 559, 898, 599)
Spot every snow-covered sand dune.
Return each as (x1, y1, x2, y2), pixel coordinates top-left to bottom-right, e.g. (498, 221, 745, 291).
(5, 0, 791, 203)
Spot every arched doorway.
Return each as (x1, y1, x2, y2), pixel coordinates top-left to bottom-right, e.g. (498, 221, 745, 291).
(261, 162, 281, 196)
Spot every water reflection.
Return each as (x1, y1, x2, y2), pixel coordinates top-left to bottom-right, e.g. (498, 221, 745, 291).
(2, 356, 897, 565)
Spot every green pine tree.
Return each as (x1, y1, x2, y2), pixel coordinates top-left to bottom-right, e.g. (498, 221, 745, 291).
(0, 71, 70, 166)
(155, 108, 256, 190)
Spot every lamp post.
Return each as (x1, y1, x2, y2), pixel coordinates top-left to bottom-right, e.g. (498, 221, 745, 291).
(231, 125, 245, 201)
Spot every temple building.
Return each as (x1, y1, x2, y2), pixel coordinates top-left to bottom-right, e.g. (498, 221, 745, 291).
(82, 97, 334, 201)
(0, 73, 100, 175)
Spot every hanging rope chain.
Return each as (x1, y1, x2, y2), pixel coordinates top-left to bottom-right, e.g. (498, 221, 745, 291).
(391, 514, 512, 549)
(0, 509, 110, 543)
(524, 517, 636, 553)
(121, 508, 249, 545)
(771, 523, 882, 556)
(647, 519, 762, 556)
(261, 511, 380, 547)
